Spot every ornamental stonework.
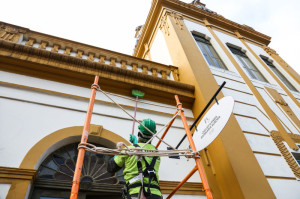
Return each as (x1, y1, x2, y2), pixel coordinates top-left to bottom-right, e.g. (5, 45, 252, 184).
(0, 23, 27, 43)
(159, 12, 170, 36)
(170, 11, 184, 30)
(270, 131, 300, 178)
(263, 46, 278, 56)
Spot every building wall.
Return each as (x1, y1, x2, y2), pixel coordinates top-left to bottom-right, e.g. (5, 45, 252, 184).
(247, 42, 300, 92)
(0, 70, 201, 198)
(0, 184, 11, 199)
(150, 29, 174, 66)
(182, 18, 300, 198)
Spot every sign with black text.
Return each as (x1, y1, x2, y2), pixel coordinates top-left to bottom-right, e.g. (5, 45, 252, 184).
(193, 96, 234, 151)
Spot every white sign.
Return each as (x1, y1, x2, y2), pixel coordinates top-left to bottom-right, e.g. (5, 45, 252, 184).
(193, 96, 234, 151)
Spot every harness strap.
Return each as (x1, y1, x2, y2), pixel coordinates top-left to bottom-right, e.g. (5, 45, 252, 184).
(132, 144, 159, 197)
(142, 156, 158, 195)
(128, 182, 160, 190)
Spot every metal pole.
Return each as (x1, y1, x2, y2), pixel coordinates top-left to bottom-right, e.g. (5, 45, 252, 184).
(166, 166, 198, 199)
(131, 96, 139, 135)
(175, 95, 213, 199)
(155, 110, 178, 148)
(175, 81, 226, 149)
(70, 76, 99, 199)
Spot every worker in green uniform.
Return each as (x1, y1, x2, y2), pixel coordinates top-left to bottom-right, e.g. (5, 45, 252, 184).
(107, 119, 162, 199)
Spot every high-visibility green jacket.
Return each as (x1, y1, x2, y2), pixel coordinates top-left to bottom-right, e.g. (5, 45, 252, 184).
(113, 143, 161, 196)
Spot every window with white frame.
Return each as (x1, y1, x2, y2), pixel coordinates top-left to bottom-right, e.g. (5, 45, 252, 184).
(193, 34, 227, 70)
(227, 45, 268, 82)
(260, 56, 297, 92)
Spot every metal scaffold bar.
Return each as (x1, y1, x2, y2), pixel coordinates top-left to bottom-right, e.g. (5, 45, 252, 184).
(166, 166, 198, 199)
(69, 77, 216, 199)
(70, 76, 99, 199)
(174, 95, 213, 199)
(155, 110, 178, 148)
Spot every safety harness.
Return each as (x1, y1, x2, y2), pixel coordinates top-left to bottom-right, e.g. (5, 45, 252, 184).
(123, 144, 160, 199)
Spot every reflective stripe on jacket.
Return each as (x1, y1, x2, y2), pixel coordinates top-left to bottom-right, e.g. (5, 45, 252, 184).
(113, 143, 161, 196)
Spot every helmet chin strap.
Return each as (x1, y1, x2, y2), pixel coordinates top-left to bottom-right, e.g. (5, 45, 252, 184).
(138, 132, 151, 143)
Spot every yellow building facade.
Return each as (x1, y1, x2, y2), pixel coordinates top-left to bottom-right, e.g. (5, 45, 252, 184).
(133, 0, 300, 198)
(1, 0, 300, 199)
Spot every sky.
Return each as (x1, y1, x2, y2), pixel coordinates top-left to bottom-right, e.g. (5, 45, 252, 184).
(1, 0, 299, 75)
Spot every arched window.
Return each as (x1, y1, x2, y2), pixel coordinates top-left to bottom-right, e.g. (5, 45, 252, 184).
(31, 143, 124, 199)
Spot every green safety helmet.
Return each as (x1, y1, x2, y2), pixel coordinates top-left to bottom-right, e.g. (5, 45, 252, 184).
(138, 119, 157, 136)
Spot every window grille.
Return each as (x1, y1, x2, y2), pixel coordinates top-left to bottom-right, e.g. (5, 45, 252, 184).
(193, 34, 227, 70)
(228, 45, 268, 82)
(260, 56, 297, 91)
(37, 143, 124, 185)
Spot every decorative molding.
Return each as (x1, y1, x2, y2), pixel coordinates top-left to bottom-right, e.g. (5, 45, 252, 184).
(121, 60, 127, 69)
(2, 167, 35, 199)
(161, 70, 167, 79)
(263, 46, 278, 56)
(170, 11, 184, 30)
(39, 41, 48, 49)
(64, 47, 72, 55)
(51, 44, 60, 53)
(0, 22, 182, 84)
(88, 52, 95, 61)
(76, 49, 83, 58)
(165, 0, 271, 43)
(264, 87, 300, 130)
(290, 133, 300, 143)
(99, 55, 106, 64)
(0, 22, 27, 43)
(0, 39, 195, 108)
(20, 125, 130, 169)
(270, 131, 300, 178)
(159, 12, 170, 36)
(159, 180, 204, 195)
(0, 167, 36, 181)
(172, 69, 180, 81)
(191, 30, 211, 42)
(25, 38, 35, 46)
(0, 168, 199, 198)
(142, 65, 148, 74)
(32, 179, 204, 195)
(132, 63, 138, 72)
(226, 42, 245, 52)
(110, 58, 116, 66)
(89, 125, 103, 136)
(33, 179, 123, 193)
(152, 68, 158, 77)
(134, 0, 271, 57)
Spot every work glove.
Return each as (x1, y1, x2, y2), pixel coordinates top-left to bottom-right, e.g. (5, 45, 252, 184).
(129, 134, 138, 145)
